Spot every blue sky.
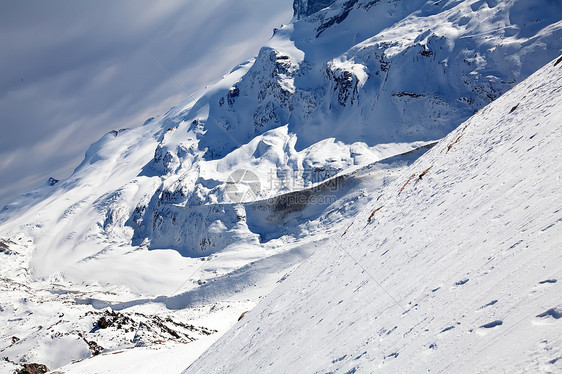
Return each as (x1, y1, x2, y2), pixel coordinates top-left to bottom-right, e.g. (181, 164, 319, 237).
(0, 0, 292, 208)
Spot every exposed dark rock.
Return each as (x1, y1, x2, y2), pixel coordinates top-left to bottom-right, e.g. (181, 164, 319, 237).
(328, 68, 361, 106)
(293, 0, 336, 19)
(0, 238, 16, 255)
(109, 128, 128, 137)
(79, 332, 104, 356)
(227, 86, 240, 106)
(15, 363, 49, 374)
(420, 49, 433, 57)
(94, 310, 134, 330)
(316, 0, 359, 37)
(392, 92, 426, 98)
(238, 311, 249, 321)
(97, 316, 110, 329)
(88, 310, 216, 347)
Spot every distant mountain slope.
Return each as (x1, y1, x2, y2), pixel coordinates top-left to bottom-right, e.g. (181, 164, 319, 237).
(1, 0, 560, 288)
(198, 0, 562, 156)
(185, 55, 562, 373)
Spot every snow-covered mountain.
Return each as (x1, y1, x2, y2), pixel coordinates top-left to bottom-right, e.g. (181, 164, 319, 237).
(1, 0, 561, 372)
(186, 52, 562, 374)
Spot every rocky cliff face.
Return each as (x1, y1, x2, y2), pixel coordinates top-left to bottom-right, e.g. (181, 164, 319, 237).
(195, 0, 562, 160)
(293, 0, 337, 19)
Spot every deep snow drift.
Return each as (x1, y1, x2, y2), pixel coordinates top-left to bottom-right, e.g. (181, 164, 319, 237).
(0, 0, 561, 372)
(186, 56, 562, 373)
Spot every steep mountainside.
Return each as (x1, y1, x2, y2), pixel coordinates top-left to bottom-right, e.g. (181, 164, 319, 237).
(1, 0, 560, 288)
(186, 54, 562, 374)
(0, 0, 561, 372)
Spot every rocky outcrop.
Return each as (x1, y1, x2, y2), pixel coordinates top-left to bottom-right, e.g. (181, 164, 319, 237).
(293, 0, 337, 19)
(15, 363, 49, 374)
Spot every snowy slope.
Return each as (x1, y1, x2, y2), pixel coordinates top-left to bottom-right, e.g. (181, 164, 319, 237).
(1, 0, 561, 371)
(0, 142, 431, 373)
(185, 55, 562, 373)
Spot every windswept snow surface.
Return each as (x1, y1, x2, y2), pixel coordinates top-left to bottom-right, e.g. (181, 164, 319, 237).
(0, 143, 429, 372)
(1, 0, 561, 371)
(185, 56, 562, 373)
